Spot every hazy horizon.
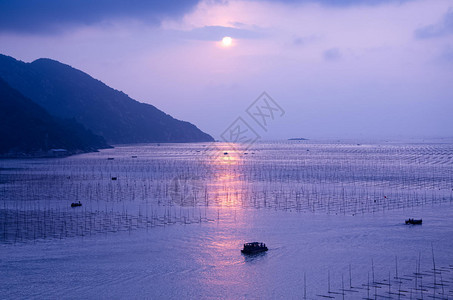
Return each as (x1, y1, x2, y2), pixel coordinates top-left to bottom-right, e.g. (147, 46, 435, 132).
(1, 0, 452, 140)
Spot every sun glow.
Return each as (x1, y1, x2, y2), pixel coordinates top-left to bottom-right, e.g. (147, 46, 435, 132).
(221, 36, 233, 47)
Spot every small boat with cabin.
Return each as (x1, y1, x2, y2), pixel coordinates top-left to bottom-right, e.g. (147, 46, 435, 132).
(241, 242, 268, 254)
(71, 201, 82, 208)
(405, 218, 422, 225)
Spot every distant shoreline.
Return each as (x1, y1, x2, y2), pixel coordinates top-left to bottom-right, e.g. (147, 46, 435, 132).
(0, 148, 103, 159)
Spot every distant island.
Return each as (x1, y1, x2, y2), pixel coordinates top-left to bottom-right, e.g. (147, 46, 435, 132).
(0, 54, 214, 157)
(288, 138, 308, 141)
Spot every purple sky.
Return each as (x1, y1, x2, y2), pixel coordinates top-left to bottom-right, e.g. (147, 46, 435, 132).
(1, 0, 452, 139)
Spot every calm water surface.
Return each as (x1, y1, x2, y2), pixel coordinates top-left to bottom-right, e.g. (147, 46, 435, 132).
(1, 141, 452, 298)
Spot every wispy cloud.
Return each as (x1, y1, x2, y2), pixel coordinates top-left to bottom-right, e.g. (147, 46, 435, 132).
(439, 45, 453, 63)
(0, 0, 418, 36)
(323, 48, 341, 61)
(253, 0, 415, 7)
(177, 25, 266, 41)
(0, 0, 201, 34)
(293, 35, 319, 46)
(415, 8, 453, 39)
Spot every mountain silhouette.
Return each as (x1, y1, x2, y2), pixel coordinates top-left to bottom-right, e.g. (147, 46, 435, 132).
(0, 77, 109, 156)
(0, 54, 214, 144)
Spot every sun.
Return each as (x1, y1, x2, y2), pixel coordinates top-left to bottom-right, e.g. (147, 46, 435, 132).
(221, 36, 233, 47)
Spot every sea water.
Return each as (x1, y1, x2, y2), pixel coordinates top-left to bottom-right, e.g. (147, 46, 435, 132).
(1, 141, 452, 298)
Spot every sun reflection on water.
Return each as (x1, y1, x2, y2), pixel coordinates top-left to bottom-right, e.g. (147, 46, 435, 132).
(204, 143, 246, 209)
(195, 143, 259, 275)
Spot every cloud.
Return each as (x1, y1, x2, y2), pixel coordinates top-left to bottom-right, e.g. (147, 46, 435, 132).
(415, 8, 453, 39)
(0, 0, 201, 34)
(178, 25, 266, 41)
(293, 35, 319, 46)
(439, 45, 453, 63)
(0, 0, 418, 35)
(323, 48, 341, 61)
(255, 0, 414, 7)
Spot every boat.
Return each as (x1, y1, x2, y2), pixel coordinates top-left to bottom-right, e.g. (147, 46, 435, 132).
(405, 218, 422, 225)
(71, 201, 82, 208)
(241, 242, 268, 254)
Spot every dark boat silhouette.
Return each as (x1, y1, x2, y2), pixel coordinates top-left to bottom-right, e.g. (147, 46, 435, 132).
(405, 218, 422, 225)
(71, 201, 82, 208)
(241, 242, 268, 254)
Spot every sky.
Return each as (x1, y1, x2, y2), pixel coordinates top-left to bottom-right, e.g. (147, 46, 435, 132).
(1, 0, 452, 140)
